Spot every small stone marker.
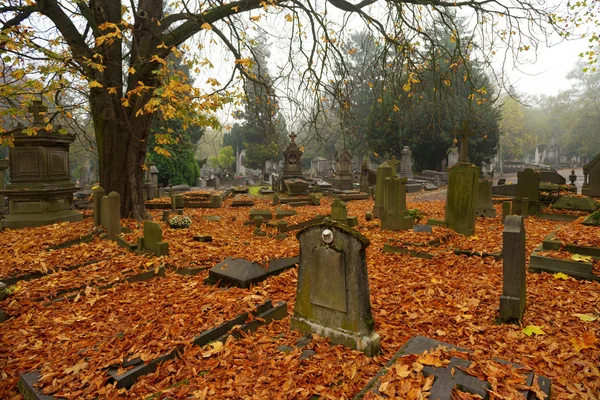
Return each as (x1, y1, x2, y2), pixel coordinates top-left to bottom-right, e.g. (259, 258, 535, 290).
(137, 221, 169, 256)
(514, 168, 540, 216)
(275, 208, 297, 219)
(331, 198, 348, 224)
(381, 176, 413, 231)
(101, 192, 120, 240)
(291, 222, 380, 356)
(424, 182, 438, 191)
(346, 216, 359, 227)
(162, 211, 171, 222)
(175, 194, 185, 209)
(210, 195, 222, 208)
(253, 216, 266, 237)
(476, 179, 496, 218)
(170, 187, 175, 212)
(309, 193, 320, 206)
(372, 157, 397, 218)
(354, 335, 551, 400)
(193, 234, 212, 242)
(365, 212, 373, 221)
(502, 201, 511, 223)
(272, 194, 280, 205)
(93, 186, 105, 227)
(500, 215, 526, 321)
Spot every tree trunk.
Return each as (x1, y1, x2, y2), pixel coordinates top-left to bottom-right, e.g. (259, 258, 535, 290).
(91, 88, 152, 220)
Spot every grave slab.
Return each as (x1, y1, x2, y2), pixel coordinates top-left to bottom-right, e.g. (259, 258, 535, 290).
(209, 256, 299, 288)
(552, 196, 596, 212)
(354, 335, 551, 400)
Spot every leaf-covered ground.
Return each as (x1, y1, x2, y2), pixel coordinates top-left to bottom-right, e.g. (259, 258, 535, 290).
(0, 195, 598, 399)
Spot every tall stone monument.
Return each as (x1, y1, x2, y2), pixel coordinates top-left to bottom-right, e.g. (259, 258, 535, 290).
(500, 216, 526, 321)
(399, 146, 414, 178)
(292, 222, 380, 356)
(381, 176, 413, 231)
(359, 157, 376, 193)
(582, 153, 600, 197)
(281, 132, 309, 194)
(372, 157, 398, 218)
(0, 101, 82, 229)
(333, 149, 354, 190)
(433, 121, 479, 236)
(447, 143, 459, 169)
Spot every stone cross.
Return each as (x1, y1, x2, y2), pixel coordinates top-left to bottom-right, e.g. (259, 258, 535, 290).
(454, 120, 476, 163)
(388, 155, 399, 170)
(28, 100, 48, 126)
(500, 215, 526, 321)
(289, 132, 298, 143)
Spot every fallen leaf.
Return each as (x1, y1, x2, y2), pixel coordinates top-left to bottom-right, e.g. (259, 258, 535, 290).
(553, 272, 570, 280)
(573, 314, 598, 322)
(522, 325, 545, 337)
(571, 333, 598, 352)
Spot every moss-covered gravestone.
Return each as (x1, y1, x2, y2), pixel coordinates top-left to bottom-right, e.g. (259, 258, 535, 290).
(441, 121, 480, 236)
(93, 186, 105, 227)
(101, 192, 120, 240)
(381, 176, 413, 231)
(1, 101, 82, 229)
(513, 168, 540, 216)
(138, 221, 169, 256)
(291, 222, 380, 356)
(372, 157, 397, 218)
(500, 216, 526, 321)
(331, 198, 348, 224)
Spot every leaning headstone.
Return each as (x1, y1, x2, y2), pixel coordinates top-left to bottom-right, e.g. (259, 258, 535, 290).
(101, 192, 120, 241)
(137, 221, 169, 256)
(330, 198, 348, 224)
(500, 216, 526, 321)
(475, 180, 496, 218)
(381, 177, 413, 231)
(372, 157, 398, 218)
(398, 146, 414, 178)
(513, 168, 540, 216)
(93, 186, 105, 227)
(291, 222, 380, 356)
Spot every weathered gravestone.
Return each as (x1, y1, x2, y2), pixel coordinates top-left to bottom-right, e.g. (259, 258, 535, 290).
(513, 168, 540, 216)
(331, 198, 348, 224)
(354, 335, 551, 400)
(502, 201, 511, 223)
(447, 143, 459, 169)
(476, 180, 496, 218)
(399, 146, 414, 178)
(552, 195, 596, 212)
(0, 158, 8, 209)
(500, 216, 526, 321)
(291, 223, 380, 356)
(333, 149, 354, 191)
(209, 257, 298, 288)
(137, 221, 169, 256)
(372, 157, 398, 218)
(381, 176, 413, 231)
(433, 121, 479, 236)
(359, 157, 377, 193)
(101, 192, 120, 240)
(93, 186, 105, 227)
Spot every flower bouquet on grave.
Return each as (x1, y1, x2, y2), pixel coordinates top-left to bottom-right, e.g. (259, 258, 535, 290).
(168, 215, 192, 229)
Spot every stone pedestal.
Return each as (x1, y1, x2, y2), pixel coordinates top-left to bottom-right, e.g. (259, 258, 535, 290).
(399, 146, 414, 178)
(333, 149, 354, 190)
(446, 163, 479, 236)
(0, 121, 82, 229)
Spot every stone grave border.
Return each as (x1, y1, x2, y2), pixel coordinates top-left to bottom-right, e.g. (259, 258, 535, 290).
(534, 212, 579, 222)
(275, 215, 328, 233)
(382, 244, 435, 260)
(453, 248, 503, 260)
(529, 231, 600, 281)
(0, 258, 109, 287)
(1, 266, 167, 323)
(45, 231, 97, 251)
(353, 335, 551, 400)
(17, 299, 287, 398)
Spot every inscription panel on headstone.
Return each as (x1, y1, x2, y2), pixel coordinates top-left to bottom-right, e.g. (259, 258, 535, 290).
(47, 149, 68, 176)
(309, 247, 347, 312)
(14, 149, 39, 177)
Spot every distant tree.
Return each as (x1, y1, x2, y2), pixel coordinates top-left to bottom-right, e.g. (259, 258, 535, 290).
(208, 145, 236, 172)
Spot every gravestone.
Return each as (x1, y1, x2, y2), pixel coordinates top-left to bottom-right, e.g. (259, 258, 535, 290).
(381, 177, 413, 231)
(500, 216, 526, 321)
(282, 132, 303, 179)
(0, 101, 82, 229)
(372, 157, 398, 218)
(538, 169, 565, 185)
(209, 257, 298, 288)
(137, 221, 169, 256)
(399, 146, 414, 178)
(101, 192, 120, 241)
(442, 121, 479, 236)
(331, 198, 348, 224)
(475, 180, 496, 218)
(169, 187, 176, 212)
(513, 168, 540, 216)
(291, 222, 380, 356)
(174, 194, 185, 209)
(552, 195, 596, 212)
(249, 209, 273, 221)
(333, 149, 354, 191)
(502, 201, 511, 223)
(93, 186, 105, 227)
(253, 216, 266, 237)
(355, 335, 551, 400)
(359, 157, 377, 193)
